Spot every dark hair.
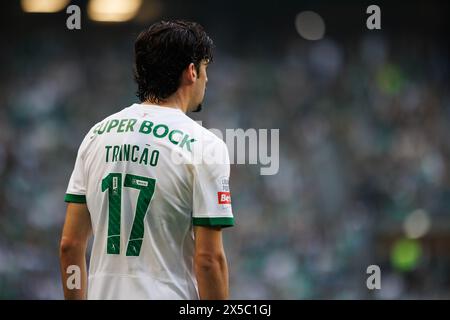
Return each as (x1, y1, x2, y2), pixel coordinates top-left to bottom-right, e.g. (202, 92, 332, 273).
(134, 20, 214, 103)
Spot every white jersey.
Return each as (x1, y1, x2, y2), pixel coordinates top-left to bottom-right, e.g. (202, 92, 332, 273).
(64, 103, 234, 300)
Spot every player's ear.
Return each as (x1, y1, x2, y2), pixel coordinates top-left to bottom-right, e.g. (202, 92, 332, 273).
(181, 63, 197, 86)
(186, 63, 197, 83)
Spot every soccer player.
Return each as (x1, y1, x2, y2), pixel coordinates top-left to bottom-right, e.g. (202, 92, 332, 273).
(59, 20, 234, 300)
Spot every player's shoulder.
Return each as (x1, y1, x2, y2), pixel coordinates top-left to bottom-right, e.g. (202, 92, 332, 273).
(88, 105, 132, 133)
(78, 105, 132, 148)
(175, 115, 230, 168)
(179, 114, 227, 151)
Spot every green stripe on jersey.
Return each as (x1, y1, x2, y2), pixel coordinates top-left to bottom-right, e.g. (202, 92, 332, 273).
(193, 217, 234, 228)
(64, 194, 87, 203)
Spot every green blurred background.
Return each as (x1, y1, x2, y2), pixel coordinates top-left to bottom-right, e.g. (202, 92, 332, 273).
(0, 0, 449, 299)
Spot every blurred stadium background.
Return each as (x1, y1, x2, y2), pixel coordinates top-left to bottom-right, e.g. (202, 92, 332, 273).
(0, 0, 449, 299)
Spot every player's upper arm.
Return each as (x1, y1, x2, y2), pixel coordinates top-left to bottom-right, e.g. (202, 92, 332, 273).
(62, 129, 94, 252)
(60, 203, 92, 253)
(192, 138, 234, 228)
(64, 132, 91, 203)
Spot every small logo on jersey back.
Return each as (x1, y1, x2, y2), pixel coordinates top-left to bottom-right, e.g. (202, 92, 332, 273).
(218, 192, 231, 204)
(134, 179, 148, 187)
(221, 178, 230, 192)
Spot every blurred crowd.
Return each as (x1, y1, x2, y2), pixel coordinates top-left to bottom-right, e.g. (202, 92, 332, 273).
(0, 12, 449, 299)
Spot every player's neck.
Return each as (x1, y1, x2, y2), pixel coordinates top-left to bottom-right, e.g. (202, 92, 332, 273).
(143, 93, 189, 113)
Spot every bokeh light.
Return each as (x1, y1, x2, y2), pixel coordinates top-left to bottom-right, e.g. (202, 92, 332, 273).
(21, 0, 70, 13)
(403, 209, 431, 239)
(295, 11, 326, 41)
(391, 239, 422, 272)
(88, 0, 142, 22)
